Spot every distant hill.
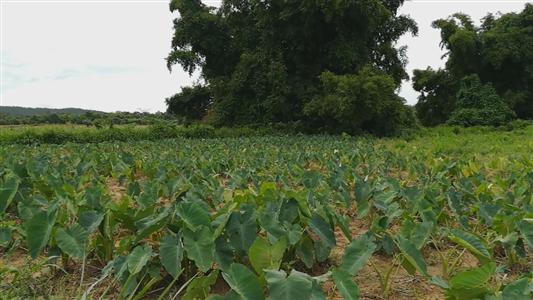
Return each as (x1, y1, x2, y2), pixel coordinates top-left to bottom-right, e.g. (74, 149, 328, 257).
(0, 106, 105, 116)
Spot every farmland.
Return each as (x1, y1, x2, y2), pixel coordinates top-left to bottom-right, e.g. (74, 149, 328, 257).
(0, 125, 532, 299)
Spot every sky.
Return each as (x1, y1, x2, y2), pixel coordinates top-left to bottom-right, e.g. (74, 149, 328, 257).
(0, 0, 531, 113)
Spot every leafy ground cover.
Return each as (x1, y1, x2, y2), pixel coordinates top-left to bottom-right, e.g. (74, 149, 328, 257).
(0, 126, 532, 299)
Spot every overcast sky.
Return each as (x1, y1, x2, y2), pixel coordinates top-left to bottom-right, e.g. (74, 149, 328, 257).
(0, 0, 531, 113)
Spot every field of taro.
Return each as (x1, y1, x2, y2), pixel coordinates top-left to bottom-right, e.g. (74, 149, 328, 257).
(0, 128, 532, 299)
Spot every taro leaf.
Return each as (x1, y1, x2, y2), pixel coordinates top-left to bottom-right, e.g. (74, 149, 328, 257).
(159, 234, 183, 278)
(310, 279, 327, 300)
(410, 221, 433, 250)
(448, 229, 491, 263)
(296, 235, 314, 268)
(215, 237, 234, 272)
(265, 269, 312, 300)
(332, 268, 360, 300)
(340, 233, 376, 276)
(134, 208, 169, 241)
(446, 263, 496, 299)
(501, 278, 532, 300)
(85, 185, 105, 209)
(182, 270, 220, 300)
(212, 209, 233, 239)
(314, 238, 332, 263)
(182, 226, 215, 272)
(26, 209, 57, 258)
(227, 205, 257, 255)
(518, 219, 533, 250)
(279, 199, 299, 224)
(354, 177, 372, 218)
(127, 244, 152, 275)
(222, 263, 264, 300)
(249, 236, 287, 275)
(0, 226, 13, 247)
(258, 212, 286, 242)
(309, 213, 336, 248)
(135, 182, 159, 209)
(0, 174, 19, 215)
(397, 236, 428, 277)
(335, 214, 352, 241)
(78, 210, 104, 233)
(177, 200, 211, 231)
(122, 273, 139, 297)
(56, 223, 89, 259)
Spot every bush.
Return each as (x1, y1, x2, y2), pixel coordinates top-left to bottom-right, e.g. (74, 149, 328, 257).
(448, 75, 515, 126)
(304, 67, 417, 136)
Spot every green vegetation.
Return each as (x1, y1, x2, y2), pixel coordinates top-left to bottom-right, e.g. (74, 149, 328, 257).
(448, 75, 515, 127)
(1, 126, 532, 299)
(2, 1, 533, 299)
(166, 0, 417, 134)
(413, 5, 533, 126)
(0, 124, 287, 145)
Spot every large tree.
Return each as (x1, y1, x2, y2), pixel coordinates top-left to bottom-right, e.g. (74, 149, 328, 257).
(413, 4, 533, 125)
(166, 0, 417, 134)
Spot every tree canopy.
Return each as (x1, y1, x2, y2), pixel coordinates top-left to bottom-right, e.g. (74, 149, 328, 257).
(413, 4, 533, 126)
(166, 0, 417, 135)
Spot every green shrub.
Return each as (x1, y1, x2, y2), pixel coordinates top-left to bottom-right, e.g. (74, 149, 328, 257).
(448, 75, 515, 126)
(303, 67, 416, 136)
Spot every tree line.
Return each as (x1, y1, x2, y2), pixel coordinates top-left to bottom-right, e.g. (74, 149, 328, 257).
(166, 1, 532, 135)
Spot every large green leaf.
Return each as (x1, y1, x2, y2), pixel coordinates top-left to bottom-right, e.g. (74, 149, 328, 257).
(182, 270, 220, 300)
(183, 226, 214, 272)
(445, 263, 496, 299)
(449, 263, 496, 290)
(397, 236, 428, 277)
(127, 244, 152, 275)
(265, 270, 312, 300)
(310, 280, 326, 300)
(249, 237, 286, 275)
(227, 206, 257, 254)
(135, 208, 169, 241)
(296, 235, 314, 268)
(501, 278, 532, 300)
(448, 229, 491, 262)
(222, 263, 264, 300)
(176, 200, 211, 231)
(309, 214, 336, 248)
(410, 221, 433, 250)
(354, 177, 372, 218)
(78, 210, 104, 233)
(56, 223, 89, 259)
(159, 234, 183, 278)
(0, 174, 19, 215)
(332, 268, 359, 300)
(340, 233, 376, 276)
(26, 210, 57, 258)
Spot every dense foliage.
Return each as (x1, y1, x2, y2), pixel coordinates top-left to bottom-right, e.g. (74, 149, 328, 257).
(413, 4, 533, 126)
(304, 68, 417, 135)
(166, 0, 417, 135)
(165, 85, 212, 122)
(448, 75, 516, 126)
(0, 124, 286, 145)
(1, 127, 532, 299)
